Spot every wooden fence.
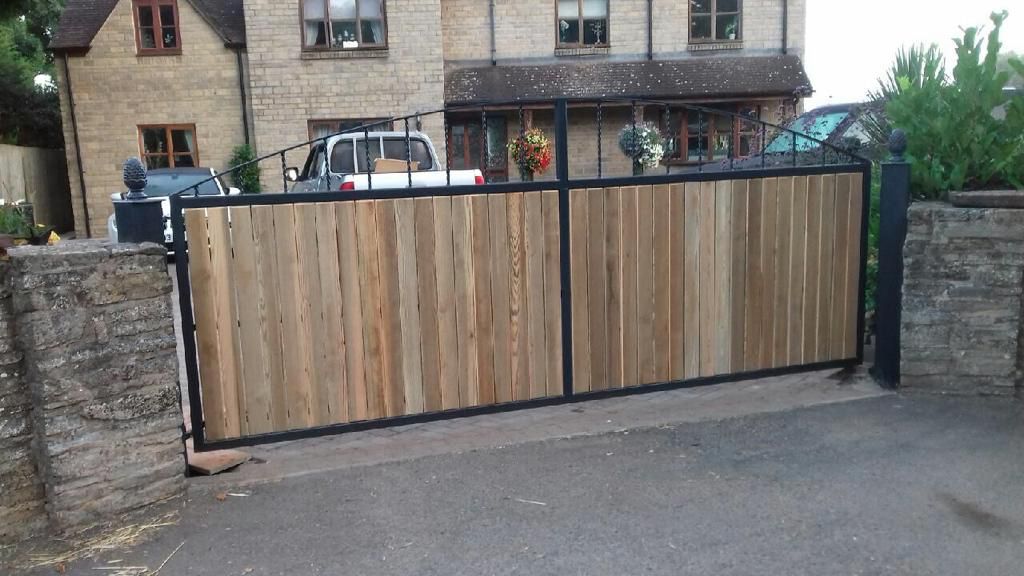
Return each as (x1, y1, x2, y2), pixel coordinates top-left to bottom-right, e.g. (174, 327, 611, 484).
(0, 144, 74, 231)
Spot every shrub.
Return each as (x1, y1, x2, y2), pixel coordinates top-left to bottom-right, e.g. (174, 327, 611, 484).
(885, 11, 1024, 198)
(227, 144, 262, 194)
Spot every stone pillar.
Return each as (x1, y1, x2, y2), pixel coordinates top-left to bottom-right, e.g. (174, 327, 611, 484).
(0, 262, 46, 541)
(9, 241, 185, 532)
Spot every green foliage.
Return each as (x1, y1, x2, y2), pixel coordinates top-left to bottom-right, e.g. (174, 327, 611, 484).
(863, 44, 945, 149)
(0, 205, 34, 238)
(0, 0, 65, 147)
(228, 145, 262, 194)
(998, 52, 1024, 88)
(885, 11, 1024, 198)
(865, 164, 880, 313)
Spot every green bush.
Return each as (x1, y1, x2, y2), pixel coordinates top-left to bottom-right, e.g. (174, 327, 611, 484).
(885, 11, 1024, 198)
(227, 144, 262, 194)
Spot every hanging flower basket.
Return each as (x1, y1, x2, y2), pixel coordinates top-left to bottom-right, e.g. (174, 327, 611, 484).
(508, 128, 553, 181)
(618, 122, 666, 175)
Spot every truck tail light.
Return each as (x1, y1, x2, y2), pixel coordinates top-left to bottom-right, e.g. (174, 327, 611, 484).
(340, 181, 355, 191)
(474, 175, 485, 185)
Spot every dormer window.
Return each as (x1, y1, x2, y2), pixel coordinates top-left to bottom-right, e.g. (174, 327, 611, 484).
(134, 0, 181, 54)
(302, 0, 387, 50)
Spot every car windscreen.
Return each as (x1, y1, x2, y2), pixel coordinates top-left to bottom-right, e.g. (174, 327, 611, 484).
(764, 111, 850, 154)
(330, 138, 434, 173)
(143, 173, 221, 196)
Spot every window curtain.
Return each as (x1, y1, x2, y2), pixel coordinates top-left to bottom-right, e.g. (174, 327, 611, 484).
(359, 0, 383, 44)
(304, 0, 326, 45)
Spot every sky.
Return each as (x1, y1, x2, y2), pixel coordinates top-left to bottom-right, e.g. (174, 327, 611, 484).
(804, 1, 1024, 109)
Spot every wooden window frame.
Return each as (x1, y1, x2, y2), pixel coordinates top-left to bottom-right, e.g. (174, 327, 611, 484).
(307, 118, 393, 140)
(133, 0, 182, 55)
(555, 0, 610, 49)
(300, 0, 389, 52)
(138, 124, 199, 169)
(446, 115, 509, 183)
(663, 105, 761, 165)
(688, 0, 743, 44)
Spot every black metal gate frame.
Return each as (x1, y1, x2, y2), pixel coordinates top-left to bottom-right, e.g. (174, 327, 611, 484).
(171, 99, 872, 452)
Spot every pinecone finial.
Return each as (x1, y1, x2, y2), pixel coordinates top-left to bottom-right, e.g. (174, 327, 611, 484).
(123, 157, 148, 200)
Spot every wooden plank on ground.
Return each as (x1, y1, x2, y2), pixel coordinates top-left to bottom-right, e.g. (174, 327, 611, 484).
(653, 184, 672, 382)
(336, 202, 368, 421)
(507, 193, 530, 401)
(415, 198, 443, 411)
(375, 200, 406, 417)
(313, 202, 348, 424)
(669, 183, 686, 380)
(743, 179, 763, 371)
(569, 188, 591, 392)
(714, 181, 733, 375)
(682, 183, 701, 379)
(525, 192, 547, 399)
(433, 196, 460, 409)
(355, 201, 387, 420)
(730, 180, 748, 371)
(185, 209, 226, 440)
(542, 191, 563, 396)
(620, 186, 639, 387)
(698, 181, 716, 377)
(844, 172, 864, 358)
(188, 448, 251, 476)
(272, 204, 310, 430)
(489, 194, 514, 402)
(471, 195, 496, 404)
(396, 199, 424, 413)
(587, 188, 608, 391)
(759, 179, 778, 369)
(637, 185, 656, 384)
(830, 175, 852, 359)
(787, 176, 808, 366)
(802, 176, 823, 363)
(604, 187, 623, 389)
(816, 175, 837, 362)
(772, 177, 793, 368)
(295, 204, 328, 426)
(250, 206, 288, 430)
(452, 196, 479, 407)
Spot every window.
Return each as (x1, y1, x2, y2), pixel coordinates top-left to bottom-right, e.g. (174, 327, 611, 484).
(689, 0, 741, 42)
(138, 125, 198, 169)
(448, 117, 508, 182)
(557, 0, 609, 47)
(328, 137, 435, 174)
(302, 0, 387, 50)
(133, 0, 181, 53)
(664, 105, 761, 162)
(308, 118, 393, 140)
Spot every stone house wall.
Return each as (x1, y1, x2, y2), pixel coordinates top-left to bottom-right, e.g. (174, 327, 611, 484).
(56, 0, 246, 237)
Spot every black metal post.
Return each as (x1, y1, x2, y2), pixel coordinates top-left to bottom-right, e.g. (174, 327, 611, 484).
(554, 98, 575, 398)
(280, 152, 288, 193)
(481, 108, 489, 183)
(170, 192, 206, 450)
(596, 102, 603, 178)
(363, 127, 373, 190)
(443, 111, 451, 187)
(664, 104, 671, 175)
(405, 118, 413, 188)
(871, 130, 910, 388)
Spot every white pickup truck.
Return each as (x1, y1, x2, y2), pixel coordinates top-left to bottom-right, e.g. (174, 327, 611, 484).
(286, 131, 484, 192)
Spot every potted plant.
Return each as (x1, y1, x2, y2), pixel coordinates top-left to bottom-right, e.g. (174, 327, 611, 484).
(0, 204, 54, 251)
(618, 122, 665, 175)
(508, 128, 553, 181)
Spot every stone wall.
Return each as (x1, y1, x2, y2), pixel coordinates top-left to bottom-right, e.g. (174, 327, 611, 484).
(901, 203, 1024, 395)
(0, 241, 184, 541)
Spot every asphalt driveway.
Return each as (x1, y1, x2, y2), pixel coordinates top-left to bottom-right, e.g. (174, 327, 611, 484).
(24, 393, 1024, 576)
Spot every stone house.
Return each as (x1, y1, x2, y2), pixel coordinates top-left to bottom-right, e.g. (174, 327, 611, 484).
(51, 0, 811, 236)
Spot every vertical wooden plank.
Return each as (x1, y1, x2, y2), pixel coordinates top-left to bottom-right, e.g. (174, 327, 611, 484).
(844, 172, 864, 358)
(802, 176, 823, 363)
(698, 181, 717, 377)
(743, 179, 763, 371)
(229, 207, 272, 434)
(452, 196, 479, 407)
(375, 200, 406, 417)
(637, 185, 656, 384)
(620, 186, 639, 387)
(682, 183, 701, 379)
(396, 199, 424, 414)
(759, 179, 778, 369)
(604, 187, 623, 389)
(250, 206, 287, 431)
(295, 204, 328, 426)
(830, 175, 852, 359)
(772, 177, 793, 368)
(415, 198, 443, 411)
(336, 202, 368, 421)
(714, 181, 733, 375)
(272, 204, 311, 430)
(542, 191, 563, 396)
(730, 180, 748, 371)
(185, 209, 226, 440)
(587, 188, 608, 391)
(489, 194, 514, 402)
(507, 193, 530, 401)
(208, 207, 243, 437)
(314, 203, 348, 424)
(355, 201, 387, 420)
(653, 184, 672, 381)
(787, 176, 808, 366)
(471, 195, 496, 405)
(434, 197, 460, 409)
(816, 175, 837, 362)
(669, 184, 686, 380)
(569, 189, 591, 392)
(525, 192, 547, 399)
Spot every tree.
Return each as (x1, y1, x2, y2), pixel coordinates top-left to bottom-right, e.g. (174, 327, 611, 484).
(0, 0, 65, 148)
(998, 51, 1024, 89)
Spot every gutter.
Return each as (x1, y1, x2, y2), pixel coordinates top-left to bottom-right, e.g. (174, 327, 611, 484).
(489, 0, 497, 65)
(647, 0, 653, 60)
(62, 54, 92, 238)
(782, 0, 788, 54)
(235, 50, 251, 146)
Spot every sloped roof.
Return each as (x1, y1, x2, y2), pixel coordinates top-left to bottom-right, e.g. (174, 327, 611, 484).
(445, 55, 813, 104)
(50, 0, 246, 51)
